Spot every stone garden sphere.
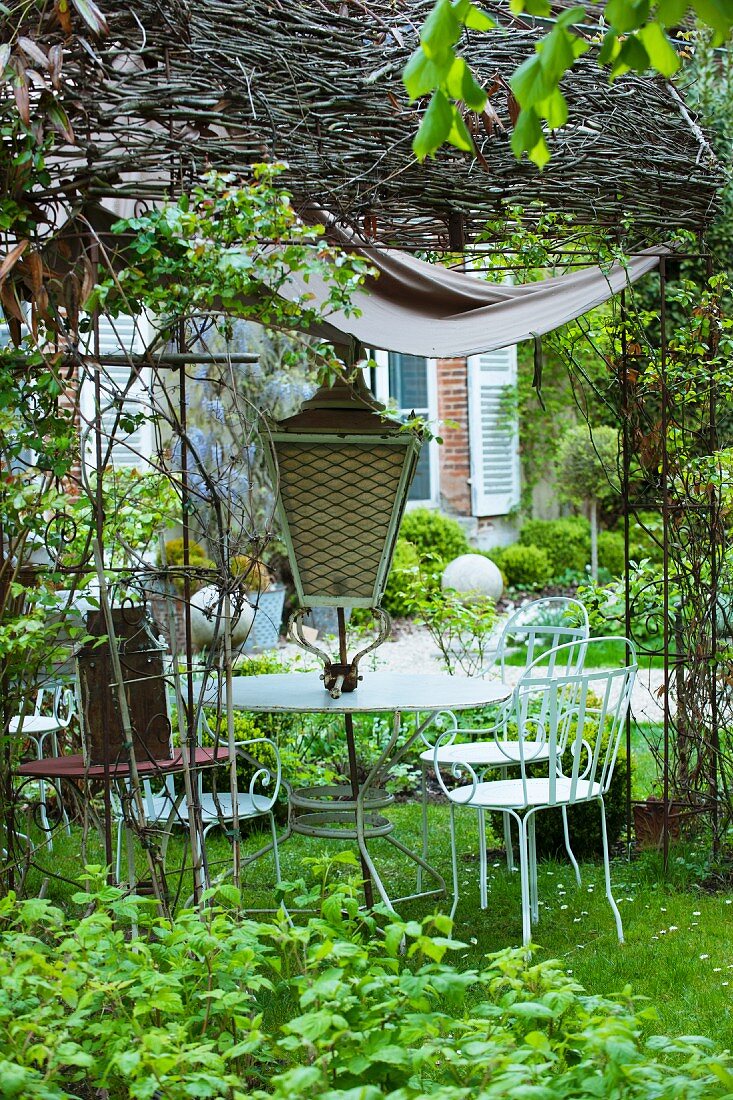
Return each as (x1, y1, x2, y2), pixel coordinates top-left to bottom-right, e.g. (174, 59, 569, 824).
(441, 554, 503, 602)
(189, 585, 256, 650)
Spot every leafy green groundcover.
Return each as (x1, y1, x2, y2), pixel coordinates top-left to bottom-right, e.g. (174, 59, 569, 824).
(1, 859, 732, 1100)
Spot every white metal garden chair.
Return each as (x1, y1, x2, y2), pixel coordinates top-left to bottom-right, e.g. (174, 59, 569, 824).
(433, 636, 637, 947)
(418, 596, 590, 884)
(10, 682, 76, 848)
(103, 677, 284, 888)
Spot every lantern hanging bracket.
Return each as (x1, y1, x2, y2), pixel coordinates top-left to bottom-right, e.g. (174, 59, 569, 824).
(287, 607, 392, 698)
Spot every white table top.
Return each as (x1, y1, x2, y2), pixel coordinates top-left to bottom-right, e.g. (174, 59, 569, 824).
(205, 670, 511, 714)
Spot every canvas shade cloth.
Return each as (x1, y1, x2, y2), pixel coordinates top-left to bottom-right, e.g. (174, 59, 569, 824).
(287, 214, 668, 359)
(70, 195, 666, 360)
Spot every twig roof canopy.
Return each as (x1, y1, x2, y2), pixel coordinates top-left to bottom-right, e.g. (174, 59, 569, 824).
(7, 0, 718, 249)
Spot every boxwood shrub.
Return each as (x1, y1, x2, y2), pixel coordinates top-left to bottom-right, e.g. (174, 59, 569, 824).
(519, 516, 590, 578)
(398, 507, 470, 563)
(488, 543, 553, 590)
(598, 529, 626, 577)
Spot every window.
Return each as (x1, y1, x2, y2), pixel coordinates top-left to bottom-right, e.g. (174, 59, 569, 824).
(369, 350, 438, 504)
(80, 314, 154, 471)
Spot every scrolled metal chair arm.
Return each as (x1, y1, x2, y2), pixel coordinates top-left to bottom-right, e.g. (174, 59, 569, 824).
(419, 709, 459, 749)
(233, 736, 282, 811)
(433, 728, 478, 805)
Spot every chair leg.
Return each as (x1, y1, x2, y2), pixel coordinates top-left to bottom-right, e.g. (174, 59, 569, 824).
(478, 807, 488, 909)
(599, 797, 624, 944)
(500, 766, 515, 872)
(528, 813, 539, 924)
(503, 813, 515, 872)
(418, 760, 428, 892)
(516, 813, 532, 951)
(124, 822, 137, 893)
(562, 806, 581, 887)
(49, 729, 71, 836)
(269, 812, 282, 884)
(115, 819, 124, 883)
(449, 803, 460, 920)
(37, 777, 52, 850)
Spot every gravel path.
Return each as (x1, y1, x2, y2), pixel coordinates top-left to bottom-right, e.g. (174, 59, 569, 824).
(279, 620, 666, 724)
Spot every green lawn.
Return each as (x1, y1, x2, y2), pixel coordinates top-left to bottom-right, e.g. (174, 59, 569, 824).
(503, 637, 667, 668)
(20, 800, 733, 1048)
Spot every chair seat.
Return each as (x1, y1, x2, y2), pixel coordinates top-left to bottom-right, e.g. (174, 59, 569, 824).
(140, 792, 271, 825)
(421, 741, 550, 767)
(452, 776, 602, 809)
(9, 715, 63, 737)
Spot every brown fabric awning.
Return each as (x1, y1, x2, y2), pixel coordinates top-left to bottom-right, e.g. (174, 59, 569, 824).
(289, 216, 666, 358)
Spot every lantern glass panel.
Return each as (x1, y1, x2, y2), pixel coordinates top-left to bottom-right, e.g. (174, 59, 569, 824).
(274, 438, 410, 604)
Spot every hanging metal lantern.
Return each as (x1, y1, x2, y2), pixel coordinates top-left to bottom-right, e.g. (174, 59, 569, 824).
(263, 374, 422, 611)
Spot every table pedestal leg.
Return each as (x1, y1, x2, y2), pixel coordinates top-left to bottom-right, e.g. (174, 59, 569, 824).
(344, 711, 374, 909)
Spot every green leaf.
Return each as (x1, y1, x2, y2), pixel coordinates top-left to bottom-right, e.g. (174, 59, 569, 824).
(555, 5, 589, 26)
(510, 106, 551, 169)
(287, 1009, 336, 1042)
(511, 0, 552, 12)
(511, 54, 554, 108)
(38, 91, 74, 143)
(656, 0, 688, 25)
(692, 0, 733, 44)
(538, 25, 587, 81)
(213, 884, 242, 906)
(403, 49, 443, 98)
(538, 88, 569, 129)
(413, 89, 454, 158)
(445, 56, 487, 109)
(598, 29, 621, 65)
(605, 0, 650, 32)
(447, 104, 474, 151)
(616, 33, 651, 71)
(372, 1044, 410, 1065)
(508, 1000, 557, 1019)
(637, 21, 680, 75)
(384, 924, 404, 957)
(421, 0, 462, 61)
(453, 0, 496, 31)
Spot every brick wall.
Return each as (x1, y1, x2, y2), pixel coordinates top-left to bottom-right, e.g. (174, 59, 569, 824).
(436, 357, 471, 516)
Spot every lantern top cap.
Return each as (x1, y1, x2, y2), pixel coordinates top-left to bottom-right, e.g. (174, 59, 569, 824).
(273, 373, 402, 435)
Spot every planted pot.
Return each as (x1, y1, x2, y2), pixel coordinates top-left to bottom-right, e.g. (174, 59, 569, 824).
(632, 797, 689, 848)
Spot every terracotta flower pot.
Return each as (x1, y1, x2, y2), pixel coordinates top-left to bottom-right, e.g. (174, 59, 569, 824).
(632, 797, 689, 848)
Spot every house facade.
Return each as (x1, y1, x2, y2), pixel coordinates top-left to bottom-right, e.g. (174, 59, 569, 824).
(3, 314, 521, 551)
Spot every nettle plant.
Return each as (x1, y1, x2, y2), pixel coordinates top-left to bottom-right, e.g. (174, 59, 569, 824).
(1, 860, 733, 1100)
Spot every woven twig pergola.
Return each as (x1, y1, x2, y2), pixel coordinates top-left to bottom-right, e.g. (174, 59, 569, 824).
(6, 0, 718, 251)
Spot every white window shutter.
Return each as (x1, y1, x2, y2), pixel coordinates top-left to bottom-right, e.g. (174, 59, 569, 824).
(81, 315, 154, 469)
(467, 346, 520, 516)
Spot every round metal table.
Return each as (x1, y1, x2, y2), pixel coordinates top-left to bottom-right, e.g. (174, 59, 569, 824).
(207, 670, 511, 912)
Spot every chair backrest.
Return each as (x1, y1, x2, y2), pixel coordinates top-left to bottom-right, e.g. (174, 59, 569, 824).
(77, 608, 172, 766)
(494, 596, 590, 682)
(513, 636, 637, 807)
(512, 632, 590, 743)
